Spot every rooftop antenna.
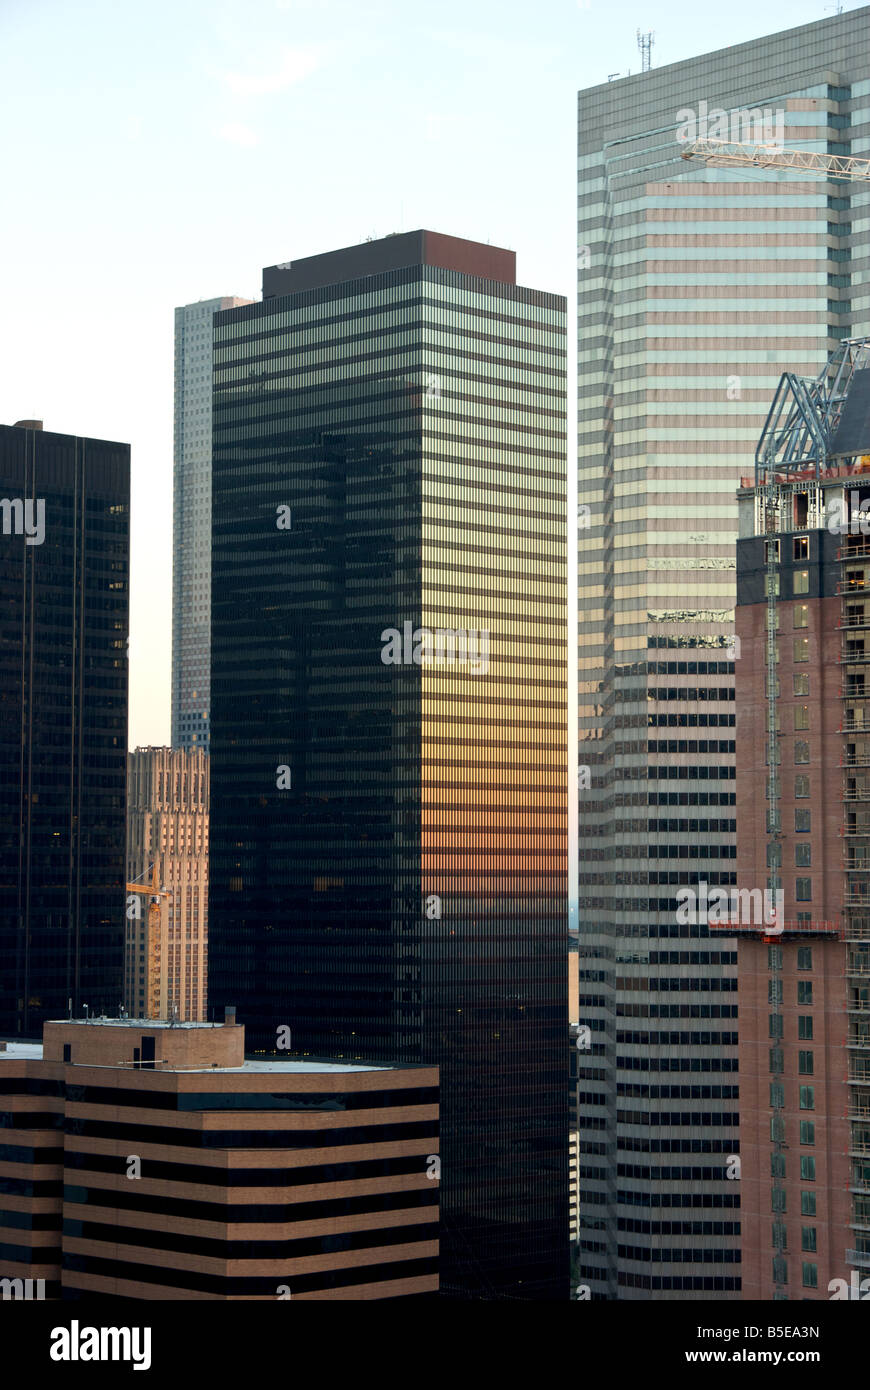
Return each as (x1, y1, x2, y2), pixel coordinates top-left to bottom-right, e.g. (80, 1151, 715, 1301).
(636, 29, 654, 72)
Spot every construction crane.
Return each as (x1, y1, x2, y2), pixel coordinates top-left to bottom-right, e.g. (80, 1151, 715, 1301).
(681, 137, 870, 182)
(125, 861, 171, 1021)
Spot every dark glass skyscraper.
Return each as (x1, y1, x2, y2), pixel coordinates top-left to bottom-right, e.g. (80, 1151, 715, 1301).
(208, 231, 567, 1299)
(0, 421, 130, 1037)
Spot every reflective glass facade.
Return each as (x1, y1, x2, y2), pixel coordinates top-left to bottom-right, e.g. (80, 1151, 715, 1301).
(172, 296, 251, 752)
(577, 8, 870, 1298)
(208, 233, 567, 1299)
(0, 423, 130, 1037)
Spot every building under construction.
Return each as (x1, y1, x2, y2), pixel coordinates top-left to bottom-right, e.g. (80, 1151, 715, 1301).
(731, 337, 870, 1297)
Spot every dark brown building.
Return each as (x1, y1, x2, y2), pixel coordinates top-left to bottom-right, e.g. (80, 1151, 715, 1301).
(0, 1018, 438, 1299)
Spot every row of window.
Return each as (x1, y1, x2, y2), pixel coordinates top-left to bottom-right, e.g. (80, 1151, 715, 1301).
(771, 1154, 817, 1182)
(767, 843, 813, 867)
(771, 1258, 819, 1288)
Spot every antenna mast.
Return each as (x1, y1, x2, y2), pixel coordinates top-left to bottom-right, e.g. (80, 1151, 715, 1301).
(636, 29, 654, 72)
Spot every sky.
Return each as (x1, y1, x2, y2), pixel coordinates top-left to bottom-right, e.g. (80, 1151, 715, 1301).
(0, 0, 859, 763)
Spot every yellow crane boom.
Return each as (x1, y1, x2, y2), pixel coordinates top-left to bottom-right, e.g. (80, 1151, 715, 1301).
(681, 138, 870, 183)
(125, 861, 171, 1020)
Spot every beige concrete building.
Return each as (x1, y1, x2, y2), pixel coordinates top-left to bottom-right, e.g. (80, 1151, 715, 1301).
(126, 747, 209, 1021)
(0, 1019, 438, 1299)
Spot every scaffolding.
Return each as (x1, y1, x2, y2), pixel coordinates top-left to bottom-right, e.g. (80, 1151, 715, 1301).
(839, 525, 870, 1261)
(753, 339, 870, 485)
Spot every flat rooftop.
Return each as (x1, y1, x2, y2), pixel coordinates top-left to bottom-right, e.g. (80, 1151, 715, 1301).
(3, 1023, 403, 1073)
(47, 1018, 226, 1030)
(0, 1045, 390, 1073)
(263, 229, 516, 298)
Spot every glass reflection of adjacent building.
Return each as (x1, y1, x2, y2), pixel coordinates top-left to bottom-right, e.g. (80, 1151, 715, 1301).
(576, 7, 869, 1298)
(208, 232, 568, 1299)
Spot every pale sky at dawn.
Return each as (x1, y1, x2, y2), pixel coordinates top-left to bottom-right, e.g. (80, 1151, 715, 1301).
(0, 0, 857, 898)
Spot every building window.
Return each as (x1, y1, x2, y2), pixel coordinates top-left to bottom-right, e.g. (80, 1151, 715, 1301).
(799, 1086, 815, 1111)
(796, 878, 812, 902)
(773, 1256, 788, 1284)
(799, 1051, 814, 1076)
(769, 1047, 784, 1072)
(766, 574, 780, 597)
(768, 945, 783, 969)
(800, 1155, 816, 1181)
(769, 980, 783, 1005)
(798, 1015, 814, 1040)
(795, 776, 810, 798)
(795, 809, 811, 833)
(770, 1081, 784, 1106)
(772, 1221, 787, 1248)
(63, 1044, 71, 1062)
(766, 539, 780, 564)
(797, 947, 813, 971)
(801, 1192, 816, 1216)
(794, 637, 809, 662)
(794, 605, 809, 629)
(767, 843, 782, 868)
(802, 1262, 818, 1289)
(795, 844, 811, 868)
(772, 1166, 786, 1190)
(794, 740, 810, 764)
(769, 1014, 783, 1039)
(794, 537, 809, 560)
(800, 1120, 815, 1145)
(771, 1114, 785, 1141)
(798, 980, 813, 1002)
(794, 705, 809, 731)
(794, 570, 810, 595)
(794, 674, 809, 696)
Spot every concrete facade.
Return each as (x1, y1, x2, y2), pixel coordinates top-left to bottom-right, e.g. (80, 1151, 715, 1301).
(0, 1020, 438, 1299)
